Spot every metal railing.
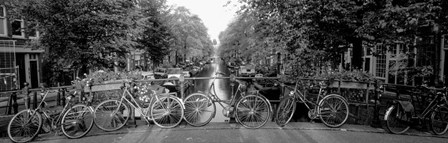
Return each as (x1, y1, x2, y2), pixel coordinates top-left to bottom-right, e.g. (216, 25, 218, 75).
(3, 75, 425, 128)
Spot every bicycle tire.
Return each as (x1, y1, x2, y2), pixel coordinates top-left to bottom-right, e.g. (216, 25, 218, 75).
(235, 94, 271, 129)
(430, 105, 448, 135)
(384, 105, 410, 134)
(8, 109, 43, 143)
(94, 100, 130, 131)
(61, 104, 95, 139)
(151, 96, 184, 128)
(275, 96, 296, 127)
(183, 92, 216, 127)
(318, 94, 349, 128)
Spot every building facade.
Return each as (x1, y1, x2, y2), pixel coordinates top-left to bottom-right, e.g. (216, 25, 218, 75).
(350, 32, 448, 86)
(0, 5, 42, 91)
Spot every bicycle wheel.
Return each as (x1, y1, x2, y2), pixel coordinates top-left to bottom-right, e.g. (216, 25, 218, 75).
(94, 100, 130, 131)
(235, 94, 271, 129)
(318, 94, 349, 128)
(183, 93, 216, 127)
(275, 96, 296, 127)
(151, 96, 184, 128)
(62, 104, 95, 139)
(8, 110, 42, 143)
(430, 105, 448, 135)
(385, 105, 410, 134)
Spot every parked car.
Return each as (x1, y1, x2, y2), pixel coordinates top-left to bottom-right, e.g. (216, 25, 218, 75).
(166, 68, 183, 79)
(183, 71, 191, 78)
(239, 65, 256, 77)
(255, 74, 263, 78)
(141, 71, 155, 79)
(154, 68, 167, 79)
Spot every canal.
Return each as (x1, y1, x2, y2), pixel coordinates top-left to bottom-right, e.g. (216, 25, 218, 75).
(187, 57, 233, 122)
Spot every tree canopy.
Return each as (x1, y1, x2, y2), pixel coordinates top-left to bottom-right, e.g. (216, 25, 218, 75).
(5, 0, 213, 84)
(167, 6, 213, 64)
(219, 0, 448, 77)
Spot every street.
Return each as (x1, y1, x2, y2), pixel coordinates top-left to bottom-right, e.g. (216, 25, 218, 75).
(4, 122, 446, 143)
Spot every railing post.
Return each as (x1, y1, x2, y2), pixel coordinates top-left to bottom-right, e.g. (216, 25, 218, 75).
(395, 85, 400, 99)
(371, 80, 382, 128)
(57, 89, 61, 106)
(12, 92, 18, 114)
(127, 106, 137, 128)
(179, 75, 185, 100)
(33, 91, 38, 109)
(7, 92, 16, 115)
(62, 88, 66, 106)
(23, 82, 30, 109)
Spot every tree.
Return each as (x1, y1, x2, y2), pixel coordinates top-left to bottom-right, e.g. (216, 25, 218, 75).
(166, 6, 213, 65)
(137, 0, 172, 68)
(236, 0, 448, 73)
(9, 0, 142, 84)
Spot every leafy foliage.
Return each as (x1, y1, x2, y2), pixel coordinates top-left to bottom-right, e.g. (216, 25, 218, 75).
(6, 0, 214, 86)
(85, 69, 144, 84)
(8, 0, 142, 84)
(166, 6, 214, 64)
(220, 0, 448, 83)
(137, 0, 172, 66)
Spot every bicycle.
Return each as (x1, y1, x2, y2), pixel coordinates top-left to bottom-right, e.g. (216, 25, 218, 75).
(93, 79, 184, 131)
(275, 80, 350, 128)
(183, 73, 272, 128)
(60, 78, 97, 139)
(7, 86, 95, 143)
(384, 85, 448, 135)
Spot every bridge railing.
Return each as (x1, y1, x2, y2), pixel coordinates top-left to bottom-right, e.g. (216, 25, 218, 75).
(0, 75, 399, 127)
(0, 84, 75, 116)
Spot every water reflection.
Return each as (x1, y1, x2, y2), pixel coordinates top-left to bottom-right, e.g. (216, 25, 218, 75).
(190, 58, 231, 122)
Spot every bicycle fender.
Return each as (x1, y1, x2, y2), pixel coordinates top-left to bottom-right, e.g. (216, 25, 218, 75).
(384, 105, 395, 121)
(318, 94, 346, 106)
(170, 95, 186, 109)
(326, 94, 347, 101)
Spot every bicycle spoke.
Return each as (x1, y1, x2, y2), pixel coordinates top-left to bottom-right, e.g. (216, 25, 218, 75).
(238, 101, 251, 112)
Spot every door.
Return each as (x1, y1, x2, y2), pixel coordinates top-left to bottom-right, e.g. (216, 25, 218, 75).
(30, 61, 39, 88)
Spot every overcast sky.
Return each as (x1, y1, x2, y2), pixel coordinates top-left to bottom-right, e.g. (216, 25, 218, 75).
(166, 0, 240, 44)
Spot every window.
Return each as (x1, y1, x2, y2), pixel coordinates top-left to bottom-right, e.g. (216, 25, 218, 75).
(12, 20, 25, 37)
(30, 54, 37, 60)
(0, 5, 6, 36)
(27, 22, 39, 38)
(444, 35, 448, 50)
(366, 47, 372, 56)
(376, 45, 387, 78)
(364, 58, 370, 73)
(390, 45, 397, 59)
(388, 60, 396, 84)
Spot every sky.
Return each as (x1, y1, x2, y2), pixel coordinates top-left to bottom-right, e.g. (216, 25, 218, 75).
(166, 0, 240, 44)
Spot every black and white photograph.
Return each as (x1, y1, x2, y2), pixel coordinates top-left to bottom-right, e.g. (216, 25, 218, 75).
(0, 0, 448, 142)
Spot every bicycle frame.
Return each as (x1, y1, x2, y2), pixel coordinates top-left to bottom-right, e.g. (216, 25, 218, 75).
(288, 81, 325, 111)
(113, 84, 181, 123)
(411, 91, 446, 120)
(207, 76, 244, 109)
(385, 87, 448, 123)
(26, 90, 73, 132)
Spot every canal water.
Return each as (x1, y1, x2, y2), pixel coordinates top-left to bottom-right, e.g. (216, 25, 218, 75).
(189, 57, 232, 122)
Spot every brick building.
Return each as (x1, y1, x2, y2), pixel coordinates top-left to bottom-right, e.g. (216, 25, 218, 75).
(0, 5, 43, 91)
